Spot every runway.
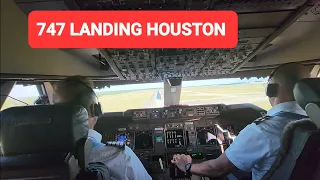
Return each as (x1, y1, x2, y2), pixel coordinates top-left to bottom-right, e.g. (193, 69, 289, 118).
(143, 89, 164, 108)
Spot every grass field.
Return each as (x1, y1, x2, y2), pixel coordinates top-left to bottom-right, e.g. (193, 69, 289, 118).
(96, 82, 271, 111)
(180, 82, 271, 110)
(1, 96, 38, 110)
(1, 82, 271, 112)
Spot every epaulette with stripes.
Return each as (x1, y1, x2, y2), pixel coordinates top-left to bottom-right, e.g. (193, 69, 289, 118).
(105, 141, 125, 149)
(253, 115, 272, 125)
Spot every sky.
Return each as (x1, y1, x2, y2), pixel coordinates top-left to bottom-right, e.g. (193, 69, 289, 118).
(9, 77, 267, 98)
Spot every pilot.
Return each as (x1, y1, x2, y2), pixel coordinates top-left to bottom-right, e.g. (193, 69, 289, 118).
(54, 76, 152, 180)
(171, 63, 310, 180)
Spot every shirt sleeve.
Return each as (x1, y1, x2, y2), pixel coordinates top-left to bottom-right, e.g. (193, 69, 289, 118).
(225, 124, 271, 172)
(124, 146, 152, 180)
(91, 146, 152, 180)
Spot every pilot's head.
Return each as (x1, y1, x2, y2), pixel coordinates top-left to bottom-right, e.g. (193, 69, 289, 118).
(266, 63, 310, 107)
(54, 76, 100, 129)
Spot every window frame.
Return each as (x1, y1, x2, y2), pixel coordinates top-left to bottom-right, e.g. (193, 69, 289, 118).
(0, 81, 46, 111)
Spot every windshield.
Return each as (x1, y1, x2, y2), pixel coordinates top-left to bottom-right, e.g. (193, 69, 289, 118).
(94, 83, 164, 112)
(180, 79, 270, 109)
(1, 85, 40, 111)
(1, 78, 271, 112)
(95, 77, 271, 112)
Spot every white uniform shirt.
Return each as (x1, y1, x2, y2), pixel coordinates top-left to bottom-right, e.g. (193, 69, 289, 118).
(225, 101, 307, 180)
(88, 129, 152, 180)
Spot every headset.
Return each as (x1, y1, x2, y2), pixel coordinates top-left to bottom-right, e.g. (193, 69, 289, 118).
(266, 62, 303, 98)
(265, 67, 279, 98)
(60, 78, 103, 117)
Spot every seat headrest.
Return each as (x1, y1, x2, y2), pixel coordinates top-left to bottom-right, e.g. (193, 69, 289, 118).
(0, 104, 89, 156)
(294, 78, 320, 109)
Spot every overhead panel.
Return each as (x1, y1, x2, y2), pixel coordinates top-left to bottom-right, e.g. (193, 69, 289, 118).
(212, 0, 305, 12)
(238, 11, 291, 29)
(72, 0, 184, 10)
(100, 27, 277, 81)
(105, 47, 260, 81)
(63, 0, 310, 81)
(13, 0, 317, 82)
(72, 0, 306, 11)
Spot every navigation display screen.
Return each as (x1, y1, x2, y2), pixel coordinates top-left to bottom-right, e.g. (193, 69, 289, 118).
(165, 129, 184, 148)
(196, 127, 221, 145)
(156, 135, 164, 143)
(135, 131, 154, 150)
(115, 132, 134, 149)
(117, 135, 127, 142)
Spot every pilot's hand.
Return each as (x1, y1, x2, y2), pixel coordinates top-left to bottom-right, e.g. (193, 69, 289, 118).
(171, 154, 192, 172)
(217, 132, 225, 141)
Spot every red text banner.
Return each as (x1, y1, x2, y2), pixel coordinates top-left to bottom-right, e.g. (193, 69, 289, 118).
(28, 11, 238, 48)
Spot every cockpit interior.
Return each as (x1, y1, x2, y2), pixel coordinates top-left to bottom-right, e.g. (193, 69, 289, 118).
(94, 103, 266, 179)
(1, 0, 320, 180)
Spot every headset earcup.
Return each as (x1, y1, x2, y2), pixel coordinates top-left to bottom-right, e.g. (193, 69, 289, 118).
(89, 103, 95, 117)
(94, 103, 102, 116)
(266, 83, 279, 98)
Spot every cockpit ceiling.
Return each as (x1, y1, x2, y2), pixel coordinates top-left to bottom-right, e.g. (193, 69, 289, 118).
(6, 0, 320, 83)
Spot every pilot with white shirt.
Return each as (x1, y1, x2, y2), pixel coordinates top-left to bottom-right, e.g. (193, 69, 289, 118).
(171, 63, 310, 180)
(54, 76, 152, 180)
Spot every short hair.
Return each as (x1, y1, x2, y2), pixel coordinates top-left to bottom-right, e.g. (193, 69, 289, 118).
(269, 63, 310, 98)
(59, 75, 94, 88)
(54, 76, 97, 115)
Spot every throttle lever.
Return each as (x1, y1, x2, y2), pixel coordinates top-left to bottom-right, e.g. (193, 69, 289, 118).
(159, 158, 164, 172)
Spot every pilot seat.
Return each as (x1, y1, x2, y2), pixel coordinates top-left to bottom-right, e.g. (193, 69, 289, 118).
(262, 78, 320, 180)
(0, 104, 92, 180)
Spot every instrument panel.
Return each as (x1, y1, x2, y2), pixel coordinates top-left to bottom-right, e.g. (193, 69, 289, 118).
(107, 104, 236, 155)
(106, 118, 237, 178)
(135, 131, 154, 150)
(104, 104, 237, 179)
(97, 103, 265, 179)
(165, 129, 184, 149)
(127, 104, 226, 120)
(108, 122, 236, 154)
(196, 126, 219, 146)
